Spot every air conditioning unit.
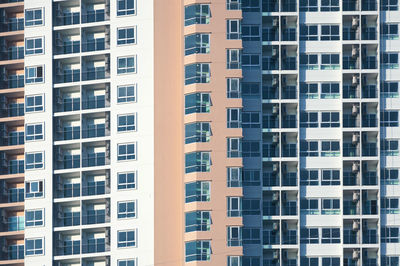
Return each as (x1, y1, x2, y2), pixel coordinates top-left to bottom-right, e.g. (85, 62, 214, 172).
(353, 191, 360, 202)
(272, 48, 278, 57)
(272, 163, 279, 173)
(352, 250, 360, 260)
(272, 105, 279, 115)
(352, 16, 359, 28)
(272, 134, 279, 143)
(272, 77, 278, 86)
(353, 220, 360, 231)
(272, 192, 279, 202)
(352, 133, 359, 145)
(272, 222, 279, 231)
(273, 18, 279, 27)
(352, 45, 359, 58)
(273, 250, 279, 260)
(352, 104, 359, 116)
(352, 75, 359, 86)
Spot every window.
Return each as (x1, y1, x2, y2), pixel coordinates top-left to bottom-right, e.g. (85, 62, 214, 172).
(322, 258, 340, 266)
(321, 25, 340, 40)
(242, 82, 260, 98)
(381, 139, 399, 156)
(300, 83, 319, 99)
(25, 238, 43, 256)
(322, 199, 340, 214)
(381, 198, 399, 214)
(25, 66, 43, 84)
(185, 63, 210, 85)
(300, 228, 319, 243)
(26, 95, 44, 113)
(242, 112, 260, 128)
(382, 82, 399, 97)
(300, 169, 319, 185)
(242, 54, 260, 68)
(381, 227, 400, 243)
(185, 151, 210, 173)
(321, 169, 340, 185)
(381, 168, 399, 185)
(228, 256, 242, 266)
(300, 141, 319, 156)
(321, 54, 340, 69)
(227, 167, 242, 187)
(321, 0, 340, 11)
(381, 0, 398, 10)
(227, 108, 242, 128)
(25, 152, 44, 170)
(381, 111, 399, 127)
(242, 25, 260, 41)
(300, 53, 318, 69)
(300, 0, 318, 11)
(117, 0, 136, 16)
(227, 226, 242, 246)
(321, 228, 340, 243)
(321, 112, 340, 127)
(118, 230, 136, 248)
(227, 78, 241, 98)
(300, 199, 319, 214)
(25, 209, 43, 227)
(117, 27, 136, 45)
(26, 123, 44, 141)
(118, 201, 136, 219)
(185, 93, 210, 114)
(184, 4, 210, 26)
(228, 197, 242, 217)
(185, 211, 211, 232)
(243, 198, 260, 215)
(243, 169, 261, 186)
(382, 256, 400, 266)
(227, 20, 241, 39)
(301, 257, 319, 266)
(227, 138, 242, 158)
(185, 33, 210, 56)
(227, 49, 242, 69)
(185, 122, 211, 144)
(382, 52, 399, 68)
(118, 172, 136, 190)
(118, 114, 136, 132)
(300, 25, 318, 40)
(117, 56, 136, 74)
(25, 180, 43, 198)
(242, 227, 261, 244)
(185, 181, 210, 203)
(185, 240, 211, 262)
(25, 8, 43, 26)
(242, 141, 260, 157)
(25, 37, 43, 55)
(381, 23, 399, 39)
(118, 143, 136, 161)
(242, 0, 260, 11)
(118, 259, 136, 266)
(118, 85, 136, 103)
(321, 83, 340, 98)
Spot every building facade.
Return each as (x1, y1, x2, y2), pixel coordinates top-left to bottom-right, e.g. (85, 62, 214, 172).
(0, 0, 400, 265)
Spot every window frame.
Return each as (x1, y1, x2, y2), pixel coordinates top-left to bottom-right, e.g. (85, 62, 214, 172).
(117, 143, 137, 161)
(117, 84, 136, 103)
(25, 123, 44, 142)
(118, 259, 137, 266)
(25, 237, 44, 256)
(25, 37, 44, 55)
(117, 0, 136, 16)
(117, 229, 137, 248)
(117, 171, 137, 190)
(25, 151, 44, 170)
(117, 26, 137, 45)
(25, 65, 44, 84)
(25, 94, 44, 113)
(25, 209, 44, 227)
(117, 56, 137, 74)
(118, 200, 137, 219)
(25, 8, 44, 27)
(118, 113, 136, 132)
(25, 180, 44, 199)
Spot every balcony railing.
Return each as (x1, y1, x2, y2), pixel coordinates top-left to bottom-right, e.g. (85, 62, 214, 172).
(263, 202, 280, 216)
(55, 70, 80, 84)
(0, 47, 24, 61)
(263, 172, 279, 186)
(55, 12, 80, 26)
(282, 144, 297, 157)
(82, 124, 108, 139)
(362, 57, 377, 69)
(82, 181, 107, 196)
(343, 115, 359, 128)
(343, 0, 359, 10)
(3, 245, 24, 260)
(282, 58, 297, 70)
(343, 172, 358, 186)
(82, 211, 109, 225)
(282, 173, 297, 186)
(81, 10, 106, 24)
(55, 127, 80, 141)
(343, 85, 359, 98)
(263, 144, 279, 157)
(282, 202, 297, 215)
(343, 202, 360, 215)
(55, 41, 80, 55)
(262, 0, 279, 12)
(343, 28, 358, 40)
(282, 29, 296, 41)
(362, 144, 377, 156)
(0, 19, 24, 32)
(5, 216, 24, 232)
(362, 115, 377, 127)
(262, 57, 279, 70)
(81, 67, 109, 81)
(57, 155, 80, 170)
(282, 116, 297, 128)
(344, 229, 359, 244)
(2, 188, 24, 203)
(82, 153, 108, 167)
(82, 239, 109, 254)
(262, 28, 278, 42)
(81, 38, 106, 52)
(58, 98, 80, 112)
(262, 86, 279, 99)
(56, 241, 80, 256)
(2, 104, 24, 117)
(56, 184, 80, 199)
(362, 86, 377, 98)
(1, 160, 24, 175)
(263, 231, 280, 245)
(343, 57, 359, 69)
(0, 132, 24, 146)
(262, 115, 279, 128)
(362, 29, 377, 40)
(82, 95, 108, 110)
(58, 212, 80, 227)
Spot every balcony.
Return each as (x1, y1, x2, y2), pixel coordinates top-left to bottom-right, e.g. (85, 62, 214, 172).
(55, 70, 81, 84)
(281, 57, 297, 70)
(0, 132, 24, 146)
(0, 244, 24, 261)
(343, 85, 359, 99)
(57, 212, 80, 227)
(362, 28, 377, 40)
(1, 103, 24, 118)
(362, 115, 377, 127)
(282, 202, 297, 216)
(343, 57, 359, 70)
(343, 28, 359, 41)
(262, 57, 279, 71)
(263, 144, 279, 158)
(82, 125, 108, 139)
(263, 230, 280, 245)
(362, 57, 377, 69)
(343, 115, 359, 128)
(281, 0, 297, 11)
(263, 202, 280, 216)
(54, 11, 80, 27)
(363, 230, 378, 244)
(82, 95, 108, 110)
(362, 0, 377, 10)
(344, 229, 360, 244)
(343, 172, 359, 186)
(281, 86, 297, 99)
(82, 181, 107, 196)
(282, 230, 297, 245)
(282, 29, 296, 42)
(262, 0, 279, 12)
(343, 0, 359, 10)
(56, 154, 80, 170)
(343, 143, 359, 157)
(362, 201, 377, 215)
(57, 98, 81, 112)
(55, 126, 80, 141)
(1, 216, 24, 232)
(56, 183, 80, 199)
(263, 172, 279, 186)
(55, 41, 80, 55)
(281, 115, 296, 128)
(1, 74, 24, 89)
(262, 86, 279, 99)
(0, 187, 24, 203)
(343, 201, 360, 215)
(263, 115, 279, 129)
(362, 143, 377, 156)
(282, 173, 297, 186)
(55, 240, 80, 256)
(362, 85, 377, 98)
(0, 159, 24, 175)
(282, 144, 296, 157)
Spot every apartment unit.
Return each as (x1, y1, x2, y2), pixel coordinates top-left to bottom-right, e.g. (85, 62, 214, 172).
(0, 0, 400, 265)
